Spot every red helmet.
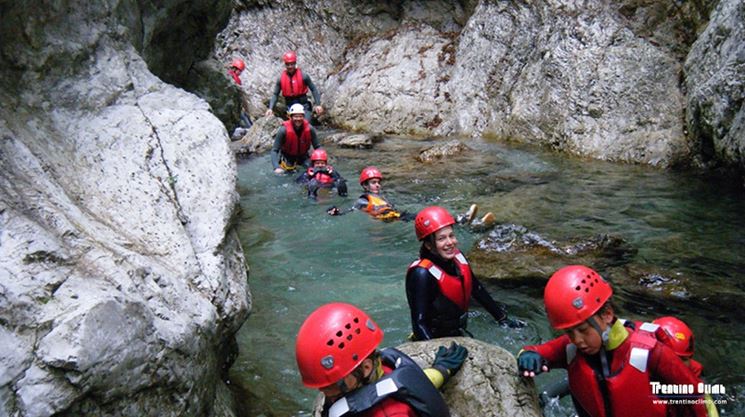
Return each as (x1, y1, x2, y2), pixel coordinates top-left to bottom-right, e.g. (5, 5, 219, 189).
(283, 51, 297, 64)
(296, 303, 383, 388)
(544, 265, 612, 330)
(414, 206, 455, 240)
(653, 316, 694, 358)
(311, 149, 328, 162)
(359, 166, 382, 185)
(231, 58, 246, 72)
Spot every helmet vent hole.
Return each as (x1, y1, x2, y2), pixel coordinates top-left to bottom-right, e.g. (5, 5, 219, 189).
(326, 339, 334, 346)
(338, 342, 345, 349)
(590, 282, 594, 287)
(575, 286, 581, 291)
(353, 318, 359, 323)
(585, 288, 589, 293)
(355, 329, 361, 334)
(346, 335, 353, 341)
(345, 323, 351, 329)
(336, 331, 343, 337)
(581, 279, 586, 284)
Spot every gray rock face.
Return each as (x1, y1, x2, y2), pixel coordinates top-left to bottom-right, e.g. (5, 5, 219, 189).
(0, 0, 249, 416)
(216, 0, 740, 176)
(685, 0, 745, 174)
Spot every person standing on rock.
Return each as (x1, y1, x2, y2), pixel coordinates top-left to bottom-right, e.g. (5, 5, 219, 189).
(265, 50, 324, 121)
(517, 265, 707, 417)
(226, 57, 253, 138)
(406, 206, 525, 341)
(296, 302, 467, 417)
(271, 104, 322, 174)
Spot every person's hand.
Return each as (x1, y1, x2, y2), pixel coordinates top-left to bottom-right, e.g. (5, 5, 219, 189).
(314, 105, 324, 116)
(517, 351, 548, 378)
(337, 181, 348, 197)
(432, 342, 468, 382)
(265, 109, 274, 117)
(273, 167, 285, 174)
(326, 206, 340, 216)
(499, 316, 526, 329)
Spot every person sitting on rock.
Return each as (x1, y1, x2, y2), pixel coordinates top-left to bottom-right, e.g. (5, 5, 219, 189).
(296, 302, 467, 417)
(271, 104, 322, 174)
(517, 265, 707, 417)
(265, 51, 324, 121)
(406, 206, 525, 341)
(327, 166, 495, 227)
(296, 149, 348, 200)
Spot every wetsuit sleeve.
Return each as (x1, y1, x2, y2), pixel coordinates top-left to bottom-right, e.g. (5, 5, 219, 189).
(296, 171, 310, 184)
(470, 275, 508, 323)
(304, 73, 321, 105)
(271, 126, 286, 169)
(523, 334, 571, 369)
(353, 197, 369, 210)
(268, 78, 281, 110)
(648, 344, 708, 417)
(310, 126, 322, 150)
(406, 266, 438, 341)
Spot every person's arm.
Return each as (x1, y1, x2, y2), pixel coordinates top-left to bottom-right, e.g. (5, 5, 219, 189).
(406, 266, 438, 341)
(471, 273, 524, 328)
(309, 126, 321, 150)
(649, 344, 708, 417)
(304, 73, 321, 105)
(270, 126, 286, 170)
(266, 79, 281, 115)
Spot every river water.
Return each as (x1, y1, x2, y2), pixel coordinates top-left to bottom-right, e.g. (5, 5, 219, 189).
(231, 134, 744, 416)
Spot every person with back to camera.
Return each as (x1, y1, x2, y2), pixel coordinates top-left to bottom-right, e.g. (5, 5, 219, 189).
(265, 50, 324, 121)
(516, 265, 707, 417)
(405, 206, 525, 341)
(271, 103, 322, 174)
(296, 148, 348, 200)
(296, 302, 468, 417)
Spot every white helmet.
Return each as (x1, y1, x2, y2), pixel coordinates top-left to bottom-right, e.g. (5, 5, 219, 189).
(288, 104, 305, 115)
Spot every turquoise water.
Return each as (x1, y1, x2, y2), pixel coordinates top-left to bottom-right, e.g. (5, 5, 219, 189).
(232, 135, 745, 416)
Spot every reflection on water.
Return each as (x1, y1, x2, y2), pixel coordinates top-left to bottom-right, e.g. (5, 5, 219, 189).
(233, 135, 745, 416)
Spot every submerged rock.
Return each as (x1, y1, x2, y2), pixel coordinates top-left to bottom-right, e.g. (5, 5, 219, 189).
(416, 140, 471, 162)
(324, 132, 380, 149)
(469, 225, 635, 286)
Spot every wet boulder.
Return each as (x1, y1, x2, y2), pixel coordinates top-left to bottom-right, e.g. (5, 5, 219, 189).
(469, 224, 636, 286)
(229, 115, 281, 157)
(324, 132, 380, 149)
(416, 139, 471, 162)
(312, 337, 541, 417)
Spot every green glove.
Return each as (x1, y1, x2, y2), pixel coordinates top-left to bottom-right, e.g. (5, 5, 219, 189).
(432, 342, 468, 383)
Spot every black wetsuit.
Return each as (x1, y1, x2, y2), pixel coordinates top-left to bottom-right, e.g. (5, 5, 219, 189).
(406, 245, 507, 341)
(295, 166, 348, 199)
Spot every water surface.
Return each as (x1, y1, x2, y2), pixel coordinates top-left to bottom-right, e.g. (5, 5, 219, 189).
(233, 135, 744, 416)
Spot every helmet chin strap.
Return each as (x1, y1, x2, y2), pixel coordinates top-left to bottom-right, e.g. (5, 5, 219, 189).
(586, 316, 611, 379)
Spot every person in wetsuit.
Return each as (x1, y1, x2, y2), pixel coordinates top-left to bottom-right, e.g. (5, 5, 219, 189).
(271, 103, 322, 174)
(265, 51, 324, 121)
(296, 149, 348, 200)
(296, 302, 467, 417)
(406, 206, 524, 341)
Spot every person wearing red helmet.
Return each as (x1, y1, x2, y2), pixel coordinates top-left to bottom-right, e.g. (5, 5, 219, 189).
(265, 50, 324, 121)
(327, 166, 492, 227)
(271, 103, 322, 173)
(517, 265, 707, 417)
(226, 57, 253, 138)
(296, 302, 467, 417)
(653, 316, 720, 417)
(406, 206, 524, 341)
(296, 148, 348, 199)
